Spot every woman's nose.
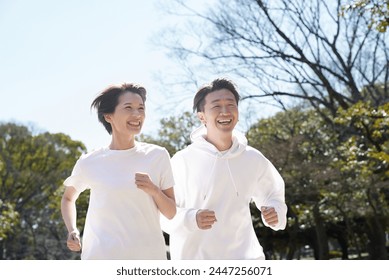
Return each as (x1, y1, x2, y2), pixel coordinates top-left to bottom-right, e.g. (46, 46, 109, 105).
(131, 110, 142, 117)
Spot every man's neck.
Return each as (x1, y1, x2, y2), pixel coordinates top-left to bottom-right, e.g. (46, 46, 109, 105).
(205, 131, 233, 151)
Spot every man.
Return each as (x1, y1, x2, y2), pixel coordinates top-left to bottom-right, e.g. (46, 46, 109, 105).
(165, 78, 287, 259)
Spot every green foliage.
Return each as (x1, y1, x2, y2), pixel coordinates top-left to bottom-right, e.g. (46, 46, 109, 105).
(333, 101, 389, 256)
(247, 102, 388, 259)
(0, 200, 19, 240)
(248, 108, 335, 217)
(342, 0, 389, 32)
(140, 111, 200, 156)
(0, 122, 86, 259)
(335, 101, 389, 178)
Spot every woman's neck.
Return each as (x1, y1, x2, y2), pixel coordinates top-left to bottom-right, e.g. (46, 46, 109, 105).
(109, 134, 136, 150)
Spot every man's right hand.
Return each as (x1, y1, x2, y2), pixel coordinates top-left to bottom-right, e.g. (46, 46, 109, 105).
(67, 230, 81, 252)
(196, 209, 217, 230)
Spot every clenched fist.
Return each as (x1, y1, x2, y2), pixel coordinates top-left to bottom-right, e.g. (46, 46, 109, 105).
(196, 209, 217, 230)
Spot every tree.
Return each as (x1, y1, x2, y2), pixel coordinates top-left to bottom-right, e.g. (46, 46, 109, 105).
(159, 0, 389, 258)
(342, 0, 389, 32)
(0, 123, 87, 259)
(140, 112, 200, 156)
(247, 108, 338, 259)
(161, 0, 388, 116)
(246, 101, 388, 259)
(333, 101, 389, 259)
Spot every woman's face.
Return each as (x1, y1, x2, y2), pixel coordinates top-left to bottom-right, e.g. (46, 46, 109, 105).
(105, 91, 146, 137)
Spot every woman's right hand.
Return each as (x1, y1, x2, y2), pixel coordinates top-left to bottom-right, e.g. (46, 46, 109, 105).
(66, 230, 81, 252)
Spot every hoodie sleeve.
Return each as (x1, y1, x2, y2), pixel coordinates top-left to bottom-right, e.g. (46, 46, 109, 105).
(160, 152, 200, 234)
(252, 157, 287, 231)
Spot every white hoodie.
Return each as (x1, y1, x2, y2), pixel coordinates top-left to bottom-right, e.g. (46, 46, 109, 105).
(163, 126, 287, 260)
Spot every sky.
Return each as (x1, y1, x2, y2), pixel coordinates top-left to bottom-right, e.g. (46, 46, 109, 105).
(0, 0, 200, 151)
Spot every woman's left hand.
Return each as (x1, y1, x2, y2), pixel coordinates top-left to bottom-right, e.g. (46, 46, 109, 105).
(135, 172, 160, 197)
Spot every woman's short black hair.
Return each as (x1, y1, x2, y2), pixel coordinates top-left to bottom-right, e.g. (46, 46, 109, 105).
(91, 83, 147, 134)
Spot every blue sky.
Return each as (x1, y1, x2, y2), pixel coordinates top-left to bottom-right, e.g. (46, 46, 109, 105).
(0, 0, 196, 151)
(0, 0, 274, 152)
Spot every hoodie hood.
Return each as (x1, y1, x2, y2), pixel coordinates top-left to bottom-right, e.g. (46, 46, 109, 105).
(189, 125, 247, 159)
(189, 125, 247, 199)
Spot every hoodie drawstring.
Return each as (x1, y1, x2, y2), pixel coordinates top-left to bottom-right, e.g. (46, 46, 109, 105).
(203, 157, 239, 200)
(203, 157, 218, 200)
(227, 160, 239, 197)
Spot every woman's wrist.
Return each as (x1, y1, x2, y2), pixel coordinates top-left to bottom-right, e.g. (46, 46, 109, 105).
(151, 185, 162, 198)
(68, 229, 79, 235)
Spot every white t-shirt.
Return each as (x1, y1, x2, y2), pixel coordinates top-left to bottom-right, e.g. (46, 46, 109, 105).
(63, 142, 174, 260)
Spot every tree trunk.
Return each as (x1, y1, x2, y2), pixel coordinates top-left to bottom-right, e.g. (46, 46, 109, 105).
(366, 216, 388, 259)
(313, 204, 329, 259)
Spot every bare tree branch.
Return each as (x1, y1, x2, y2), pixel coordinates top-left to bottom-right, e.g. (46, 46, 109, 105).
(158, 0, 389, 121)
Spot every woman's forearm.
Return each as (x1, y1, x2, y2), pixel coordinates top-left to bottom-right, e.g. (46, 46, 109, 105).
(61, 187, 79, 233)
(153, 187, 176, 220)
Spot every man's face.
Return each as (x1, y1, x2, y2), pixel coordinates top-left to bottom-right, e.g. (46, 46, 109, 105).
(198, 89, 239, 135)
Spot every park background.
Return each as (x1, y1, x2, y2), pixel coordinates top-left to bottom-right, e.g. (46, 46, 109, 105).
(0, 0, 388, 260)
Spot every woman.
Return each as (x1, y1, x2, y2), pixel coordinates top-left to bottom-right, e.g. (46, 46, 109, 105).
(61, 83, 176, 259)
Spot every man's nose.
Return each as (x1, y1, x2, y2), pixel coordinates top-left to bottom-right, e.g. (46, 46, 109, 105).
(220, 106, 229, 114)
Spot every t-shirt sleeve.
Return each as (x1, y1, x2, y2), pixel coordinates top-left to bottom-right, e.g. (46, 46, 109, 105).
(158, 149, 175, 190)
(63, 157, 89, 193)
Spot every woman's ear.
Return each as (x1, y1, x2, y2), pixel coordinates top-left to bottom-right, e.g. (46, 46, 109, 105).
(104, 114, 111, 123)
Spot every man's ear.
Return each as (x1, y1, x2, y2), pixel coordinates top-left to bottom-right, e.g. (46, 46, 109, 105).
(197, 112, 206, 125)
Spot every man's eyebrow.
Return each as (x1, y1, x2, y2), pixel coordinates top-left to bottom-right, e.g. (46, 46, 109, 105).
(210, 98, 236, 103)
